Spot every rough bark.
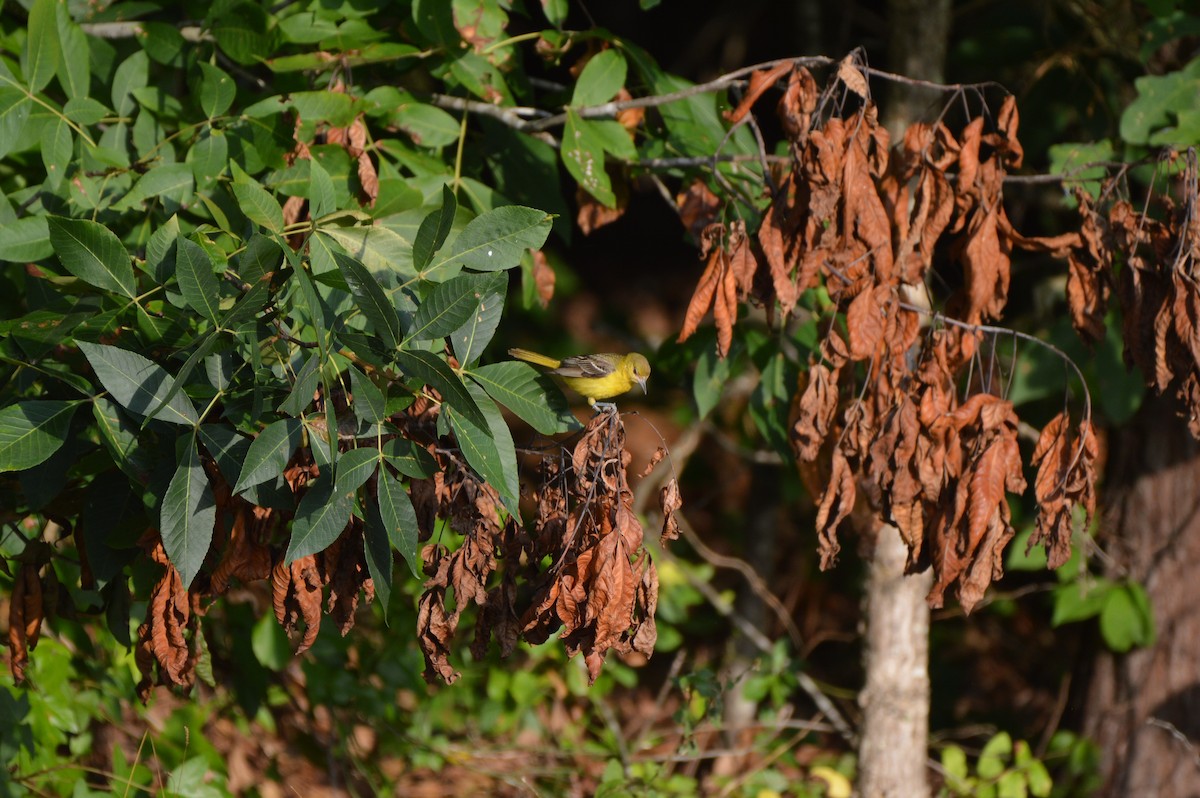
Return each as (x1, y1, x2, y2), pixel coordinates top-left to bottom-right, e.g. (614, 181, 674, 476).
(1083, 393, 1200, 797)
(855, 2, 952, 796)
(858, 526, 933, 798)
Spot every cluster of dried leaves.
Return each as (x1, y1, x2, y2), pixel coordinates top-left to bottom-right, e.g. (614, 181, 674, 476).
(1057, 157, 1200, 440)
(123, 454, 377, 699)
(410, 403, 679, 684)
(7, 541, 52, 684)
(677, 57, 1102, 612)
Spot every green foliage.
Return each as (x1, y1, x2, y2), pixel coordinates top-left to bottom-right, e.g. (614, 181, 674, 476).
(1008, 520, 1157, 653)
(939, 734, 1053, 798)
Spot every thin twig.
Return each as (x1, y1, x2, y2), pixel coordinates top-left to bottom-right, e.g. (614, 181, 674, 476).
(676, 512, 804, 649)
(1147, 717, 1200, 773)
(527, 54, 1005, 134)
(654, 538, 857, 745)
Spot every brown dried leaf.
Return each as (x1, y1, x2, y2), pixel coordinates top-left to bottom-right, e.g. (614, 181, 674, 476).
(660, 478, 682, 544)
(530, 250, 556, 308)
(778, 66, 818, 144)
(577, 185, 627, 234)
(714, 246, 738, 357)
(846, 284, 884, 360)
(728, 220, 758, 297)
(677, 245, 723, 344)
(815, 450, 855, 569)
(676, 179, 722, 240)
(724, 62, 792, 124)
(790, 363, 840, 461)
(759, 199, 802, 317)
(836, 57, 869, 99)
(614, 88, 644, 134)
(357, 152, 379, 207)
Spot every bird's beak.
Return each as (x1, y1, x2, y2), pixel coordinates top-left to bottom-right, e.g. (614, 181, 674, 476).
(636, 376, 648, 395)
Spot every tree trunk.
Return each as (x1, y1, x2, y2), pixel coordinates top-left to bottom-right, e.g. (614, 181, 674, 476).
(856, 3, 951, 796)
(1083, 393, 1200, 796)
(858, 527, 933, 798)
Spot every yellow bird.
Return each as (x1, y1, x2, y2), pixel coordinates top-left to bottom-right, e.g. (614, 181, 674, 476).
(508, 348, 650, 406)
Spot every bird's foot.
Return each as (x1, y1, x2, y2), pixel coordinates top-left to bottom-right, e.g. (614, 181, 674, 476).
(591, 402, 618, 415)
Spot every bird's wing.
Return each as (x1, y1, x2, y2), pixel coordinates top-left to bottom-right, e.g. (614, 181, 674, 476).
(551, 354, 620, 378)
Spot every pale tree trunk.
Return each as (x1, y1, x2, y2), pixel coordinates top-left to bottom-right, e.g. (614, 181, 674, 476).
(856, 2, 951, 796)
(1083, 393, 1200, 796)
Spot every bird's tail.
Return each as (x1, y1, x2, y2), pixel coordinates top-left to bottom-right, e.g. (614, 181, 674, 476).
(508, 348, 562, 369)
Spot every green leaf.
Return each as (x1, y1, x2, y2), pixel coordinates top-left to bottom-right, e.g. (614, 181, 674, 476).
(590, 119, 638, 160)
(187, 128, 228, 192)
(348, 365, 386, 425)
(117, 162, 196, 211)
(78, 341, 200, 426)
(278, 352, 321, 416)
(1005, 527, 1049, 572)
(394, 102, 461, 148)
(0, 89, 31, 160)
(694, 344, 732, 419)
(978, 732, 1012, 780)
(160, 436, 216, 588)
(166, 758, 214, 796)
(1120, 57, 1200, 145)
(395, 348, 486, 429)
(408, 273, 488, 341)
(364, 496, 395, 619)
(92, 397, 154, 480)
(428, 205, 553, 276)
(1100, 582, 1156, 652)
(562, 110, 614, 207)
(1051, 579, 1114, 626)
(335, 446, 378, 495)
(1025, 759, 1052, 798)
(450, 272, 506, 365)
(749, 351, 794, 456)
(377, 465, 421, 578)
(233, 418, 302, 494)
(335, 252, 401, 350)
(0, 216, 52, 262)
(219, 273, 269, 328)
(48, 216, 137, 298)
(23, 0, 62, 94)
(139, 20, 186, 66)
(445, 381, 519, 511)
(285, 473, 352, 563)
(251, 613, 289, 670)
(318, 224, 416, 278)
(383, 438, 438, 478)
(542, 0, 568, 27)
(198, 424, 253, 488)
(112, 50, 149, 117)
(56, 5, 90, 100)
(412, 184, 457, 272)
(196, 62, 235, 119)
(211, 2, 273, 66)
(308, 156, 336, 220)
(469, 361, 579, 434)
(63, 96, 108, 125)
(572, 49, 627, 106)
(941, 745, 969, 782)
(997, 772, 1027, 798)
(176, 238, 221, 324)
(0, 401, 77, 472)
(41, 117, 72, 190)
(230, 162, 284, 233)
(289, 90, 358, 127)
